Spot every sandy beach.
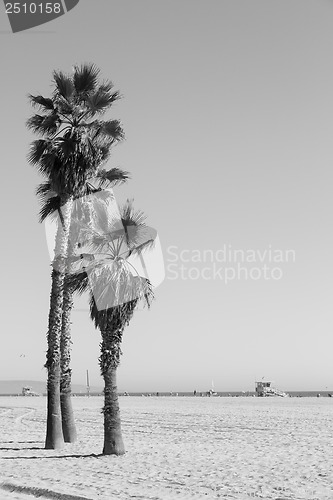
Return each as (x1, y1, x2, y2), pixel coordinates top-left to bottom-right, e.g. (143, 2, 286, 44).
(0, 396, 332, 499)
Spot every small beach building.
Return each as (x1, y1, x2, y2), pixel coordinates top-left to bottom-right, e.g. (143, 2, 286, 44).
(255, 380, 289, 397)
(255, 381, 272, 397)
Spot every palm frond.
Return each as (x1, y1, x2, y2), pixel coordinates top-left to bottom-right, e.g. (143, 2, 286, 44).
(28, 94, 54, 111)
(55, 96, 73, 115)
(56, 136, 77, 156)
(36, 181, 52, 197)
(78, 197, 154, 261)
(80, 119, 124, 141)
(85, 90, 120, 116)
(89, 268, 154, 322)
(66, 271, 90, 295)
(42, 113, 60, 134)
(83, 182, 100, 197)
(27, 139, 50, 165)
(126, 237, 156, 257)
(96, 168, 129, 189)
(82, 234, 112, 253)
(26, 114, 44, 133)
(123, 276, 154, 309)
(53, 71, 74, 99)
(100, 119, 124, 140)
(85, 226, 115, 253)
(26, 113, 59, 136)
(35, 181, 59, 202)
(88, 263, 132, 315)
(39, 195, 61, 222)
(141, 278, 154, 309)
(73, 63, 100, 93)
(99, 80, 114, 93)
(121, 199, 147, 228)
(36, 151, 57, 178)
(99, 145, 112, 162)
(72, 195, 117, 251)
(118, 202, 157, 258)
(81, 135, 96, 157)
(78, 120, 124, 165)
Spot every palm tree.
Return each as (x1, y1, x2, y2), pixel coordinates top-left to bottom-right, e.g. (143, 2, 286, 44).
(67, 199, 154, 454)
(27, 63, 125, 449)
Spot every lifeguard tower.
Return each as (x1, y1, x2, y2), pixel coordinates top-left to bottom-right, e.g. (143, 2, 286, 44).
(21, 386, 40, 396)
(255, 380, 288, 397)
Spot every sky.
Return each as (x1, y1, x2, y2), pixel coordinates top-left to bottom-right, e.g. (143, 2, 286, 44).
(1, 0, 333, 392)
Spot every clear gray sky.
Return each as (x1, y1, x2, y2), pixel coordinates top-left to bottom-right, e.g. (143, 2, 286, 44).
(1, 0, 333, 392)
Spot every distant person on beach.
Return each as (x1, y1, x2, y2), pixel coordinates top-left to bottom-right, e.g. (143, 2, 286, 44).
(193, 390, 197, 396)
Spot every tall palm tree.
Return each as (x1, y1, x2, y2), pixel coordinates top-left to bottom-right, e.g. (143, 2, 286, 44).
(67, 199, 154, 454)
(60, 180, 127, 442)
(27, 63, 125, 449)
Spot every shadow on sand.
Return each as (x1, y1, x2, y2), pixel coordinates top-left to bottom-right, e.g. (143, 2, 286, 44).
(1, 452, 102, 460)
(0, 447, 42, 451)
(0, 482, 91, 500)
(0, 440, 42, 444)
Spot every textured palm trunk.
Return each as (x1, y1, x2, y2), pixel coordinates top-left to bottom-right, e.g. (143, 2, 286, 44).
(60, 280, 77, 443)
(45, 268, 65, 450)
(102, 366, 125, 455)
(100, 327, 125, 456)
(60, 195, 94, 442)
(45, 197, 73, 450)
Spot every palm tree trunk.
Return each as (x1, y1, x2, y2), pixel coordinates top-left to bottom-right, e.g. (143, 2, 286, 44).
(45, 269, 65, 450)
(102, 366, 125, 455)
(60, 280, 77, 443)
(45, 198, 73, 450)
(100, 327, 125, 455)
(60, 194, 94, 442)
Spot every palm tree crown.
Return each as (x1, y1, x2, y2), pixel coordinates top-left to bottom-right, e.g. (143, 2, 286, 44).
(27, 63, 124, 198)
(68, 196, 155, 313)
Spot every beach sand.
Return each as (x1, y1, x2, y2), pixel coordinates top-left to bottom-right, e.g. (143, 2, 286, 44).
(0, 395, 332, 499)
